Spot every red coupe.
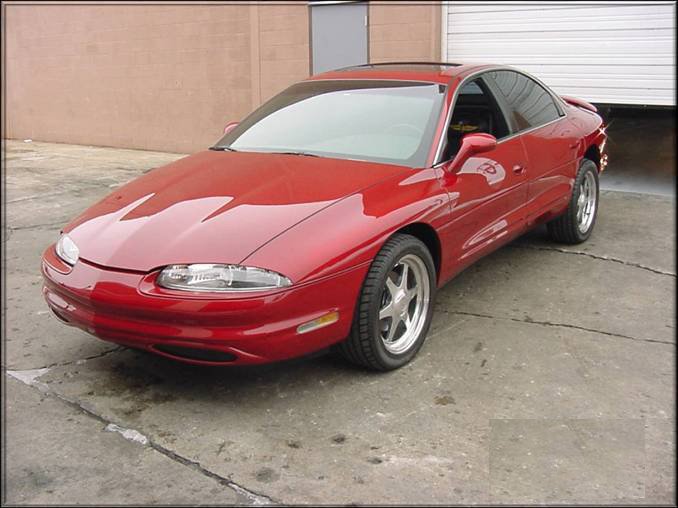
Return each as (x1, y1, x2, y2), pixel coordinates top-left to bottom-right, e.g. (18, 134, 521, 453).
(42, 62, 607, 370)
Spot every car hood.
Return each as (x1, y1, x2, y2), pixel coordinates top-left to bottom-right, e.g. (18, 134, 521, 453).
(64, 150, 409, 273)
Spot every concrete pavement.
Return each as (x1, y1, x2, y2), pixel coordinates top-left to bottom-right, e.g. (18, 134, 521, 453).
(3, 140, 675, 505)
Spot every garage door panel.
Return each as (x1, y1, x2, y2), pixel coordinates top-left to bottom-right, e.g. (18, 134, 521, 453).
(451, 56, 675, 67)
(547, 91, 670, 106)
(449, 30, 674, 44)
(445, 1, 676, 105)
(449, 3, 674, 24)
(449, 41, 673, 57)
(532, 67, 674, 78)
(448, 1, 674, 15)
(449, 41, 673, 55)
(448, 18, 673, 34)
(525, 76, 674, 89)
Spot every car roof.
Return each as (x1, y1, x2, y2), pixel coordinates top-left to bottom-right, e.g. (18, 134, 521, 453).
(306, 62, 497, 84)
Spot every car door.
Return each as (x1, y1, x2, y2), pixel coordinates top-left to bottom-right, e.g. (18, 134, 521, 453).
(485, 70, 579, 226)
(436, 76, 530, 280)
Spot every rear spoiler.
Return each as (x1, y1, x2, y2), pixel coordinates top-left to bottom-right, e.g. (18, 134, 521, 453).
(561, 95, 598, 113)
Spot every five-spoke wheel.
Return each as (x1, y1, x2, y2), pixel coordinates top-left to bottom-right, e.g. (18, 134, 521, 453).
(576, 170, 597, 234)
(378, 254, 430, 355)
(548, 158, 599, 244)
(337, 234, 436, 371)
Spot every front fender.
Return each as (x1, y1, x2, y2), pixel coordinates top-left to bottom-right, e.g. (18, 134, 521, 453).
(242, 168, 450, 285)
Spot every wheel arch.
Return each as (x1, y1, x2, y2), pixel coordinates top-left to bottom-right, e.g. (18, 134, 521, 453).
(392, 222, 442, 282)
(583, 143, 601, 171)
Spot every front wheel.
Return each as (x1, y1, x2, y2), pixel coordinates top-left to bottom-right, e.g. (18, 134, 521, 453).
(547, 158, 599, 244)
(337, 234, 436, 371)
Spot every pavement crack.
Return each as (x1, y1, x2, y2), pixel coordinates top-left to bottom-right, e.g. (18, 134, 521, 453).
(6, 185, 105, 204)
(511, 244, 675, 277)
(5, 368, 278, 505)
(7, 221, 66, 232)
(449, 310, 674, 346)
(4, 346, 125, 372)
(48, 346, 126, 369)
(147, 441, 277, 505)
(7, 190, 78, 204)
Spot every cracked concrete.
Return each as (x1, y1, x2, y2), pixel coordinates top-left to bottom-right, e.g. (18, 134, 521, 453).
(448, 310, 674, 346)
(515, 190, 676, 276)
(5, 377, 245, 505)
(510, 243, 675, 277)
(7, 370, 276, 505)
(436, 239, 674, 346)
(146, 439, 276, 505)
(39, 346, 125, 371)
(3, 140, 676, 504)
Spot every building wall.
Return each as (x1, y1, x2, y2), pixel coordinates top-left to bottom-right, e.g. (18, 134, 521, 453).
(369, 2, 441, 63)
(256, 4, 311, 107)
(4, 2, 443, 153)
(4, 3, 310, 153)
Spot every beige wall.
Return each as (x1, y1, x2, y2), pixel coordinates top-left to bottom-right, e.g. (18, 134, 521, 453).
(4, 2, 310, 153)
(4, 2, 443, 154)
(369, 2, 441, 63)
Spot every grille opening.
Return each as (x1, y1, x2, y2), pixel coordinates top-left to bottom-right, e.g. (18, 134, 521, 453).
(153, 344, 237, 363)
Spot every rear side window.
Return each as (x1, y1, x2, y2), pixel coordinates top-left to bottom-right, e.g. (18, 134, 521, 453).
(488, 71, 562, 131)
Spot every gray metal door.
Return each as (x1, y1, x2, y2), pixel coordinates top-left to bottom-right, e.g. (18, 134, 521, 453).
(310, 2, 368, 74)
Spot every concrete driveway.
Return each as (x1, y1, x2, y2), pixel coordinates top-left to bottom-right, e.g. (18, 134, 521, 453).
(3, 140, 675, 505)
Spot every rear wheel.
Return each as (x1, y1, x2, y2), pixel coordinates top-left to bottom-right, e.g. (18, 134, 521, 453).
(337, 234, 436, 371)
(547, 158, 599, 244)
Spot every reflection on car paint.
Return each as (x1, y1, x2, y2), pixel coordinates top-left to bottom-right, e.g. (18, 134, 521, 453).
(458, 156, 506, 187)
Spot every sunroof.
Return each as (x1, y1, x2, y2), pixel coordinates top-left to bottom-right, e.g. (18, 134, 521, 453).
(336, 62, 462, 72)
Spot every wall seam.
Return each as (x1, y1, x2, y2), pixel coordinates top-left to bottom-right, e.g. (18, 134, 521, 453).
(249, 3, 261, 109)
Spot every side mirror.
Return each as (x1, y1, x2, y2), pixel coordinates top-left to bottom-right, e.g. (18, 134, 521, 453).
(446, 132, 497, 173)
(223, 121, 239, 135)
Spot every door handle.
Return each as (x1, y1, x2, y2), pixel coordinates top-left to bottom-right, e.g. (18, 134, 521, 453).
(512, 164, 526, 175)
(569, 141, 580, 149)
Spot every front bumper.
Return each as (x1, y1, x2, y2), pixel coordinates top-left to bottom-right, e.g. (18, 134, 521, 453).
(41, 246, 367, 365)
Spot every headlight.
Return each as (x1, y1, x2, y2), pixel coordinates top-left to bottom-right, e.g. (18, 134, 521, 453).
(157, 264, 292, 292)
(55, 234, 79, 265)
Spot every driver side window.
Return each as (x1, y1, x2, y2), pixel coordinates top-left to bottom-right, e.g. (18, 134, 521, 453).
(441, 78, 510, 162)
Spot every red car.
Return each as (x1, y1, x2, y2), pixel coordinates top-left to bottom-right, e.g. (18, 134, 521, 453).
(42, 62, 607, 370)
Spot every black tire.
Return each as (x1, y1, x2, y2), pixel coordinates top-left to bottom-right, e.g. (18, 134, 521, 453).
(337, 233, 436, 371)
(547, 158, 599, 244)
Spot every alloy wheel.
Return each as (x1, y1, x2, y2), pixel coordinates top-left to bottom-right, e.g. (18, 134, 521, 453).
(378, 254, 431, 355)
(576, 170, 597, 234)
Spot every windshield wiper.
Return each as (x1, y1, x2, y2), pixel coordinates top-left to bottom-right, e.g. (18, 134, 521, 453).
(270, 151, 320, 157)
(209, 147, 319, 157)
(210, 146, 238, 152)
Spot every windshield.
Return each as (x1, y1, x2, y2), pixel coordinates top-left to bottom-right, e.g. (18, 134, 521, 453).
(213, 80, 447, 167)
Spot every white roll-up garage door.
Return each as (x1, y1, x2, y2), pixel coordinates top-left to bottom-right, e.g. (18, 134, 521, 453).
(443, 1, 676, 106)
